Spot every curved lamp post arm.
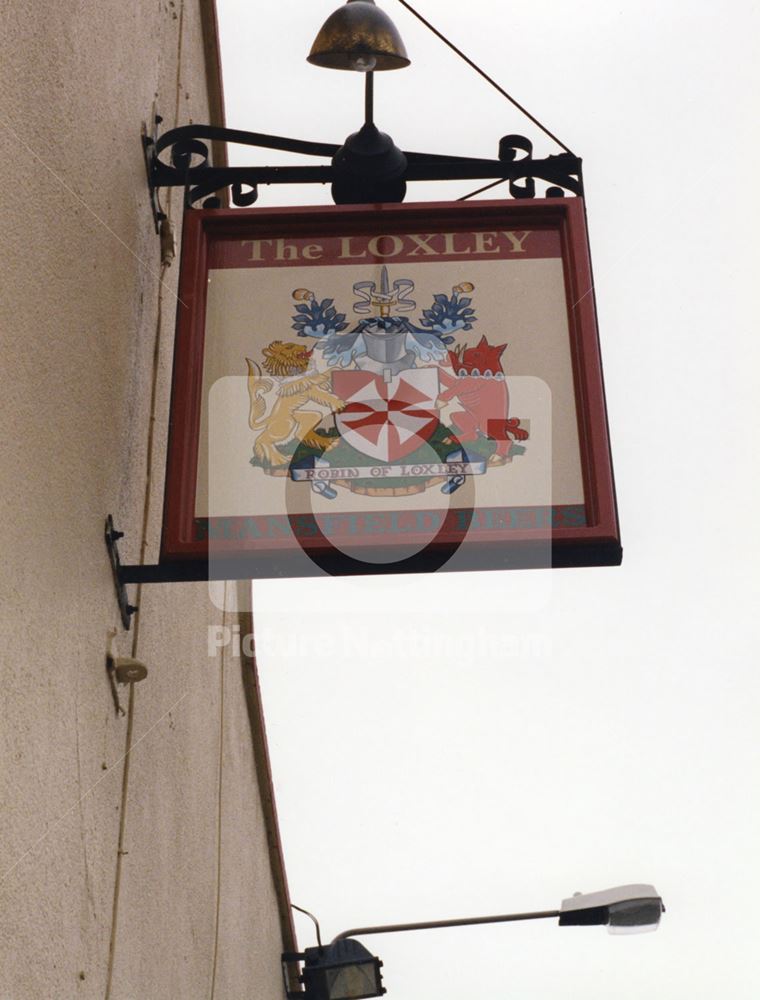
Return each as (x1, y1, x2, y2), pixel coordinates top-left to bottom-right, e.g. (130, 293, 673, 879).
(331, 909, 560, 945)
(283, 888, 662, 999)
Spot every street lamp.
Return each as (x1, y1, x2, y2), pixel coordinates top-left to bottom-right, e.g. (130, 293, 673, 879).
(282, 885, 665, 998)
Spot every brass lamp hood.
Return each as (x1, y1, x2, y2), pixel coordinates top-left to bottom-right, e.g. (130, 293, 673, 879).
(308, 0, 411, 202)
(308, 0, 410, 72)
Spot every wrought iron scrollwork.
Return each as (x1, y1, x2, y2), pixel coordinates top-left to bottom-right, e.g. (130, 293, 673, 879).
(495, 134, 582, 199)
(143, 114, 582, 225)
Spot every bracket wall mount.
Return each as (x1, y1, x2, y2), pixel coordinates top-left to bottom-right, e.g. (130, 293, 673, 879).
(143, 114, 583, 218)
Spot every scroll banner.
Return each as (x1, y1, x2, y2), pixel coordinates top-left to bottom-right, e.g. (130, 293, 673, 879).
(290, 458, 488, 485)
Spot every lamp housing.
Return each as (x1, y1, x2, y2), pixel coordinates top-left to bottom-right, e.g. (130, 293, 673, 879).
(308, 0, 410, 72)
(559, 884, 664, 935)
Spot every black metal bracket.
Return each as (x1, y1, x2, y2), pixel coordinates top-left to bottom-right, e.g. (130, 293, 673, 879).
(281, 951, 305, 1000)
(106, 537, 621, 590)
(105, 516, 139, 630)
(143, 115, 583, 219)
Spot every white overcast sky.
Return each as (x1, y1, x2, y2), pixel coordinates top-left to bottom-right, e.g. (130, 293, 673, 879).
(216, 3, 759, 998)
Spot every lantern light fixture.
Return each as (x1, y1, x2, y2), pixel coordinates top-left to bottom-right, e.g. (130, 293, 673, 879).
(288, 939, 386, 1000)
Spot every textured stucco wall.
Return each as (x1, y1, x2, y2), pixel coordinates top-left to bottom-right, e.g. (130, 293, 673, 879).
(0, 3, 289, 998)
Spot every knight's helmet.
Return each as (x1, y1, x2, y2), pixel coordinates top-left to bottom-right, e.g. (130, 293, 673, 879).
(357, 266, 411, 364)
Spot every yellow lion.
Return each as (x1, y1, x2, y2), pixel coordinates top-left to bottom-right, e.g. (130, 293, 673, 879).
(246, 340, 345, 468)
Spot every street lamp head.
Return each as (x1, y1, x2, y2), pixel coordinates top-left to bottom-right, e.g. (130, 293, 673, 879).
(308, 0, 410, 73)
(559, 884, 665, 935)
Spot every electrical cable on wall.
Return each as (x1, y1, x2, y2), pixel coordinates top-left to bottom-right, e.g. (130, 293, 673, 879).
(103, 5, 186, 998)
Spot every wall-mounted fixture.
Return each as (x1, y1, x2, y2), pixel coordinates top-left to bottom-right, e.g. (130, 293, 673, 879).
(109, 0, 612, 605)
(282, 885, 665, 998)
(142, 0, 582, 225)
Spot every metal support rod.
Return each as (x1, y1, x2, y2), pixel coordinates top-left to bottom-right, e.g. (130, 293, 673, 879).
(331, 908, 561, 944)
(393, 0, 574, 155)
(365, 72, 374, 127)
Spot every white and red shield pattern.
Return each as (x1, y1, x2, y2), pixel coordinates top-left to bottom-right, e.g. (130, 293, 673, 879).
(332, 368, 440, 463)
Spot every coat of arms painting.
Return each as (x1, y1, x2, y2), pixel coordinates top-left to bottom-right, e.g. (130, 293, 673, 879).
(165, 203, 619, 572)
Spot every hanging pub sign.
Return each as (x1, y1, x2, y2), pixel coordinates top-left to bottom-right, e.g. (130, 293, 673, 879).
(161, 200, 620, 577)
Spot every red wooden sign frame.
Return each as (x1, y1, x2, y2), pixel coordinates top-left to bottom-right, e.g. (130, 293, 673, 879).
(161, 199, 621, 577)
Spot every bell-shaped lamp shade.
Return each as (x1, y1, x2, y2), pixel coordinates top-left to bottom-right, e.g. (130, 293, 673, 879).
(308, 0, 410, 72)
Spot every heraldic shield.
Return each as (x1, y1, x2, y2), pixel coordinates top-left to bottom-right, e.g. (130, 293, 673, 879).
(332, 368, 441, 464)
